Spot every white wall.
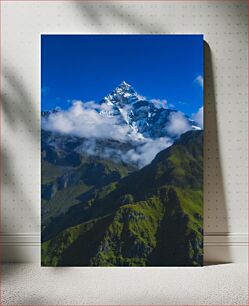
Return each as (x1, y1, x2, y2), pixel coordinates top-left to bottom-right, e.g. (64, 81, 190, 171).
(1, 0, 248, 263)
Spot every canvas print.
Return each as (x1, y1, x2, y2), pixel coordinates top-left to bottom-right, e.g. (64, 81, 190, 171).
(41, 35, 204, 266)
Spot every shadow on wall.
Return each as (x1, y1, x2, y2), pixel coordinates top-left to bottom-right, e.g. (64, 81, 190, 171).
(1, 66, 39, 225)
(74, 2, 166, 33)
(1, 66, 39, 268)
(203, 42, 230, 264)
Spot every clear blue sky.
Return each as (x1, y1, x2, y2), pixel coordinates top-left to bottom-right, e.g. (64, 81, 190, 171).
(41, 35, 203, 115)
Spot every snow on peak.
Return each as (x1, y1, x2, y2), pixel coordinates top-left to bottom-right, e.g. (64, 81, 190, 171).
(120, 80, 131, 87)
(102, 81, 139, 108)
(113, 81, 136, 96)
(99, 82, 202, 142)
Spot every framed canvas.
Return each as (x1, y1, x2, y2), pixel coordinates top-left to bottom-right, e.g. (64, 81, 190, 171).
(41, 34, 204, 266)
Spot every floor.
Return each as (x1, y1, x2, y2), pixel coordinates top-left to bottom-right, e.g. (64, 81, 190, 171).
(2, 263, 248, 305)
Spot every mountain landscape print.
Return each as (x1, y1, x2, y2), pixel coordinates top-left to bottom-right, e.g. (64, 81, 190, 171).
(41, 34, 204, 266)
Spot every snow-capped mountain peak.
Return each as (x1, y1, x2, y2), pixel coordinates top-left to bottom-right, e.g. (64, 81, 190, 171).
(101, 81, 140, 107)
(98, 82, 201, 141)
(42, 82, 202, 143)
(118, 80, 132, 89)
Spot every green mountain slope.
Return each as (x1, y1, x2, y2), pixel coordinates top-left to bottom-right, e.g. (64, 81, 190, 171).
(42, 130, 203, 266)
(42, 156, 136, 241)
(41, 131, 137, 241)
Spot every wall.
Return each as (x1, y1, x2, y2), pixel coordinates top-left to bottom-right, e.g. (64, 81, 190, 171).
(1, 0, 248, 263)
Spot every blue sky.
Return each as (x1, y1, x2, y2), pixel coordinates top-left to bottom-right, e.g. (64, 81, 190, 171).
(41, 35, 203, 116)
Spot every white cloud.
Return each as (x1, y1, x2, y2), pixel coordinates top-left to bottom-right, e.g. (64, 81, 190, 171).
(42, 101, 174, 168)
(192, 106, 203, 129)
(124, 137, 172, 168)
(43, 100, 198, 168)
(76, 138, 97, 156)
(165, 112, 191, 137)
(75, 136, 172, 168)
(151, 99, 168, 109)
(42, 100, 130, 141)
(194, 75, 204, 88)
